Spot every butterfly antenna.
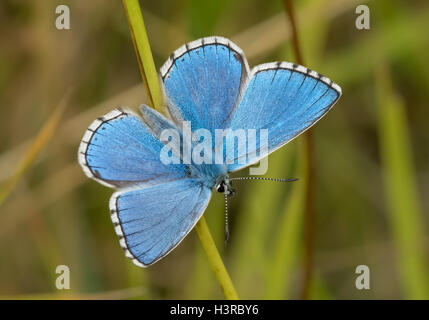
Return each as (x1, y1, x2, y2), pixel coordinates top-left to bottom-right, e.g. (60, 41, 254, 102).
(224, 190, 230, 244)
(229, 177, 298, 182)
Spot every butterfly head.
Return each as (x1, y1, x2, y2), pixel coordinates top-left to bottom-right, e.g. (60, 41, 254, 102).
(215, 175, 235, 196)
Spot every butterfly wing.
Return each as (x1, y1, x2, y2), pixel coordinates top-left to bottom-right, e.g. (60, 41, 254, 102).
(78, 108, 187, 188)
(226, 62, 342, 172)
(110, 179, 211, 267)
(160, 36, 249, 135)
(79, 108, 213, 266)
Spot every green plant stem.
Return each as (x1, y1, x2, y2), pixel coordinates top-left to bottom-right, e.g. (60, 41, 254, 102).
(195, 218, 239, 299)
(122, 0, 238, 300)
(283, 0, 315, 300)
(122, 0, 163, 112)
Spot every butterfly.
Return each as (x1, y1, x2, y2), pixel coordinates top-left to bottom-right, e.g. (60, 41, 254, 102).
(78, 36, 341, 267)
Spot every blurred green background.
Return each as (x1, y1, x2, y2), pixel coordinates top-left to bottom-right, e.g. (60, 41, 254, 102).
(1, 0, 429, 299)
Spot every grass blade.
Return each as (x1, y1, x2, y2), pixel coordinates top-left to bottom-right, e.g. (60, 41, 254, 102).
(194, 217, 238, 299)
(265, 140, 307, 299)
(283, 0, 315, 299)
(375, 62, 429, 299)
(122, 0, 163, 113)
(0, 93, 69, 207)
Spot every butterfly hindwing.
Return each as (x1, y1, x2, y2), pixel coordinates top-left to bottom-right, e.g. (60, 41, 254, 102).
(110, 179, 212, 267)
(226, 62, 342, 172)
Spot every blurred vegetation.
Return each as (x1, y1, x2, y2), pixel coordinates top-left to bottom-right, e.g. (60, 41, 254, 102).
(0, 0, 428, 299)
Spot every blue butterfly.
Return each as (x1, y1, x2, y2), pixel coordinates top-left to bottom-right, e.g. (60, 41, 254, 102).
(78, 36, 341, 267)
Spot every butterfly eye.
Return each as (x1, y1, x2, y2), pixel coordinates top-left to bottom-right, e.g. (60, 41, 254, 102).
(216, 184, 225, 193)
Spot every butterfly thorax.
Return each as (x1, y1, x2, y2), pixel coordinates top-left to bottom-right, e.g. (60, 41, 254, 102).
(188, 162, 228, 189)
